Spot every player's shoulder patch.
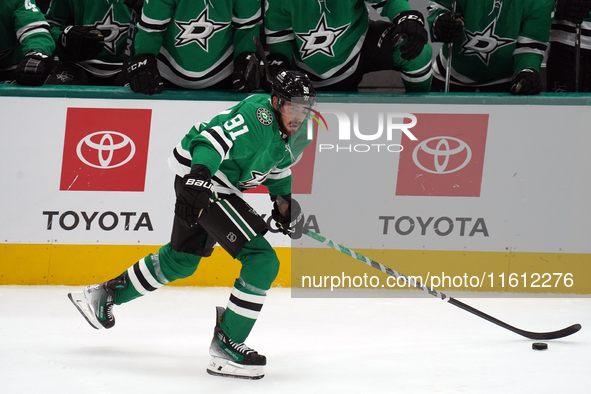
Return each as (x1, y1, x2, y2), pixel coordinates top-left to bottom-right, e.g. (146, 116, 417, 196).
(256, 107, 274, 126)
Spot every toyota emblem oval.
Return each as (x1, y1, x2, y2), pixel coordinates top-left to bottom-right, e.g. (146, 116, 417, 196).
(412, 136, 472, 174)
(76, 131, 136, 169)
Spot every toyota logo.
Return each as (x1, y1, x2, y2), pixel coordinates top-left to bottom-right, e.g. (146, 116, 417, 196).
(76, 131, 136, 169)
(412, 136, 472, 174)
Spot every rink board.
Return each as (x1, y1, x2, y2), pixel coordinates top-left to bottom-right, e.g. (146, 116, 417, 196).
(2, 244, 590, 295)
(0, 86, 590, 293)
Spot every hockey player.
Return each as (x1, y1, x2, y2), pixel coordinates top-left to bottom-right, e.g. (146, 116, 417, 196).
(44, 0, 132, 86)
(547, 0, 591, 92)
(264, 0, 433, 91)
(68, 70, 315, 380)
(125, 0, 263, 95)
(428, 0, 554, 94)
(0, 0, 55, 86)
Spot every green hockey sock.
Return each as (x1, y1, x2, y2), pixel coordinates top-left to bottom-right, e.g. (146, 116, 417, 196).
(114, 243, 202, 305)
(221, 280, 267, 344)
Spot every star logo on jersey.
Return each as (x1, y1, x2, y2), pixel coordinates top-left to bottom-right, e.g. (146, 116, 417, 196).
(93, 5, 129, 55)
(460, 20, 514, 65)
(174, 8, 229, 50)
(295, 14, 349, 60)
(239, 170, 271, 190)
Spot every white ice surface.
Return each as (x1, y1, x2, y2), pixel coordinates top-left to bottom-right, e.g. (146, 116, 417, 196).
(0, 286, 589, 394)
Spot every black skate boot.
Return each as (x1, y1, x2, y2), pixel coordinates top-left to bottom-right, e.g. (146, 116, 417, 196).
(207, 306, 266, 379)
(67, 273, 127, 329)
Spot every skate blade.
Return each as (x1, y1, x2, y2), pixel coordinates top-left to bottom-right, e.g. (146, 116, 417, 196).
(206, 357, 264, 380)
(67, 292, 102, 330)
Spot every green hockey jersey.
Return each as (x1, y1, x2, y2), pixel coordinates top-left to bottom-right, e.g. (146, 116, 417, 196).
(0, 0, 54, 72)
(264, 0, 430, 89)
(427, 0, 554, 86)
(168, 94, 312, 197)
(45, 0, 131, 77)
(134, 0, 261, 89)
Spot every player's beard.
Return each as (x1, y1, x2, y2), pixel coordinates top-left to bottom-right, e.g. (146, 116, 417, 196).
(286, 119, 304, 136)
(277, 113, 304, 139)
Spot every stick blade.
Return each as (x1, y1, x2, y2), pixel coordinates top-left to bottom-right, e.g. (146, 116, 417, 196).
(519, 323, 582, 340)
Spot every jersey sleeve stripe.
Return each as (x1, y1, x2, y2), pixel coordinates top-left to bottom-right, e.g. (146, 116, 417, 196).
(514, 37, 548, 56)
(265, 28, 295, 44)
(551, 26, 591, 49)
(16, 21, 50, 42)
(232, 9, 262, 29)
(401, 61, 433, 83)
(138, 14, 171, 32)
(370, 1, 387, 14)
(173, 145, 192, 167)
(202, 126, 233, 160)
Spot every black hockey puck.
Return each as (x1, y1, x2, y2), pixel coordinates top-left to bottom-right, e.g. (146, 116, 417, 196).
(532, 342, 548, 350)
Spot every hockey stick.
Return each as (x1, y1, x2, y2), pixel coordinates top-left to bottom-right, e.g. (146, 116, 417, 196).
(125, 8, 140, 57)
(444, 1, 457, 93)
(304, 230, 582, 340)
(576, 23, 582, 92)
(253, 36, 273, 86)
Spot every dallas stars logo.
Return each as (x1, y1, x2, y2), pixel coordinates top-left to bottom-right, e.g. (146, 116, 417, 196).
(93, 5, 129, 55)
(460, 20, 514, 65)
(55, 71, 74, 82)
(296, 14, 349, 60)
(175, 8, 229, 51)
(239, 170, 270, 189)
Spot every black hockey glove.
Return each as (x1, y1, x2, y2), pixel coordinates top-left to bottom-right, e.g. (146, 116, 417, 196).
(510, 69, 542, 95)
(175, 165, 214, 228)
(124, 53, 164, 95)
(59, 25, 104, 59)
(432, 13, 464, 43)
(392, 10, 429, 61)
(271, 195, 306, 239)
(14, 51, 54, 86)
(261, 52, 292, 92)
(232, 52, 263, 92)
(556, 0, 591, 24)
(124, 0, 144, 14)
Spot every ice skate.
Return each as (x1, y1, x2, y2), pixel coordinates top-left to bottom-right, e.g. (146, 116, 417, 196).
(206, 306, 266, 380)
(67, 273, 127, 330)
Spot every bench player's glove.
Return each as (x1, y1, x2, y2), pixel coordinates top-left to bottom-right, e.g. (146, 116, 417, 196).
(432, 13, 464, 43)
(392, 10, 429, 61)
(556, 0, 591, 24)
(261, 53, 292, 92)
(511, 69, 542, 95)
(14, 51, 54, 86)
(233, 52, 263, 92)
(59, 25, 104, 59)
(271, 195, 306, 239)
(175, 165, 214, 228)
(124, 54, 164, 95)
